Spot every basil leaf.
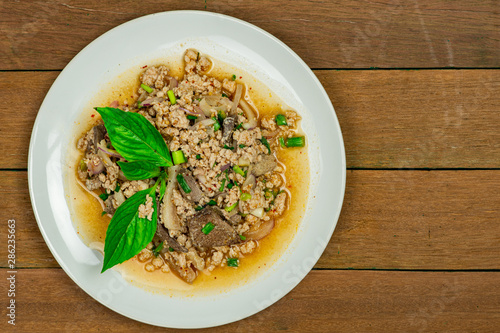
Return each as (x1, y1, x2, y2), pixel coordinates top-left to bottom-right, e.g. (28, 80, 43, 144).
(101, 188, 157, 273)
(117, 161, 161, 180)
(95, 107, 172, 167)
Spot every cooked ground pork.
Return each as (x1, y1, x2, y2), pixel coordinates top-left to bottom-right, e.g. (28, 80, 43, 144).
(76, 49, 304, 284)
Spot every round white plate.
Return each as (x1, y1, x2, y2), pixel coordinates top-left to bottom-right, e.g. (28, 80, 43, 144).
(28, 11, 345, 328)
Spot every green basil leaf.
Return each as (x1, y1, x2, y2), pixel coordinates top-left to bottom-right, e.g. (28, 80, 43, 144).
(117, 161, 161, 180)
(159, 176, 167, 201)
(101, 188, 157, 273)
(95, 107, 172, 167)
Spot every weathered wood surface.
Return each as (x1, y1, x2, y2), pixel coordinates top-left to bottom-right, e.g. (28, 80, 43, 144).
(1, 70, 498, 169)
(1, 269, 499, 332)
(1, 1, 499, 330)
(2, 170, 499, 270)
(0, 0, 498, 70)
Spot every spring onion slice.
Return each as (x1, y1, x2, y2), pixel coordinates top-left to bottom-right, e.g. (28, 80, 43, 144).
(212, 117, 221, 131)
(99, 192, 109, 201)
(260, 137, 271, 154)
(240, 193, 252, 201)
(279, 137, 285, 148)
(176, 174, 192, 193)
(201, 222, 215, 235)
(208, 200, 217, 206)
(196, 154, 202, 160)
(187, 115, 197, 120)
(239, 235, 246, 241)
(219, 179, 226, 192)
(172, 150, 186, 165)
(141, 83, 153, 93)
(275, 114, 288, 126)
(167, 90, 177, 105)
(225, 201, 239, 212)
(153, 242, 163, 256)
(285, 136, 306, 148)
(233, 165, 245, 177)
(227, 258, 239, 267)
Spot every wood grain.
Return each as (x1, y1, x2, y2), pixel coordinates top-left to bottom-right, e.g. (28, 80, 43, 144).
(0, 1, 498, 70)
(2, 170, 499, 270)
(1, 70, 498, 169)
(1, 269, 499, 332)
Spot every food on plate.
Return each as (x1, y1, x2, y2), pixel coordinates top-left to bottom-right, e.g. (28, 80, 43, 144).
(75, 49, 306, 284)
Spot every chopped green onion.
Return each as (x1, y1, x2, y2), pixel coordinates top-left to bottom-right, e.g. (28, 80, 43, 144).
(223, 145, 234, 150)
(225, 201, 239, 212)
(99, 192, 109, 201)
(279, 137, 285, 148)
(176, 174, 192, 193)
(239, 144, 246, 148)
(265, 189, 274, 199)
(227, 182, 234, 190)
(286, 136, 306, 148)
(227, 258, 239, 267)
(167, 90, 176, 105)
(208, 200, 217, 206)
(140, 83, 153, 93)
(233, 165, 245, 177)
(153, 242, 164, 257)
(239, 235, 246, 241)
(196, 154, 202, 160)
(222, 93, 228, 98)
(195, 205, 204, 211)
(231, 74, 236, 81)
(101, 211, 107, 216)
(218, 110, 226, 121)
(187, 115, 198, 120)
(201, 222, 215, 235)
(169, 247, 174, 252)
(275, 114, 288, 126)
(212, 117, 221, 131)
(219, 179, 226, 192)
(137, 101, 143, 108)
(79, 159, 87, 171)
(235, 123, 243, 130)
(240, 193, 252, 201)
(172, 150, 186, 165)
(260, 137, 271, 154)
(114, 183, 121, 192)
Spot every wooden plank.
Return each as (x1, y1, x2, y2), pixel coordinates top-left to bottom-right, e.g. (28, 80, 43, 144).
(2, 170, 499, 270)
(321, 69, 500, 169)
(0, 72, 58, 169)
(1, 70, 499, 169)
(1, 269, 499, 331)
(0, 1, 498, 70)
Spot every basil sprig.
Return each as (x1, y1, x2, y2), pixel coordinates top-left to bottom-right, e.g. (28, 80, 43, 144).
(117, 161, 161, 180)
(95, 107, 172, 167)
(101, 186, 158, 273)
(95, 107, 173, 273)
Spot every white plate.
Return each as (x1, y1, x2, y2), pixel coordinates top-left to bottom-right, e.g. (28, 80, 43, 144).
(28, 11, 345, 328)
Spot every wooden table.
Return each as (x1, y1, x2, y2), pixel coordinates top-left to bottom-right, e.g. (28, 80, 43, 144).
(1, 1, 499, 331)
